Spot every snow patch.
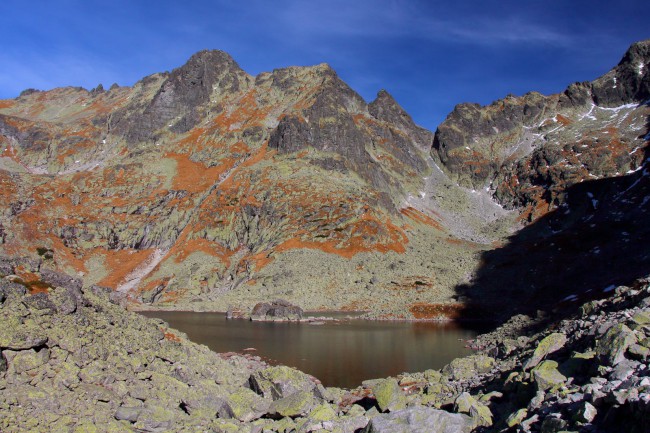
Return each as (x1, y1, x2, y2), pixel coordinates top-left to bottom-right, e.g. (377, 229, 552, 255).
(603, 284, 616, 293)
(597, 103, 638, 112)
(579, 104, 596, 121)
(587, 192, 598, 209)
(638, 62, 645, 76)
(561, 294, 578, 302)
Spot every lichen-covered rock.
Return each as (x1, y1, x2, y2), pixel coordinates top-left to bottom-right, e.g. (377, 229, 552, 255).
(524, 332, 567, 370)
(226, 388, 270, 422)
(596, 323, 638, 366)
(250, 299, 303, 321)
(453, 392, 492, 427)
(362, 407, 473, 433)
(4, 348, 49, 374)
(0, 315, 47, 350)
(532, 360, 567, 391)
(249, 365, 318, 400)
(267, 390, 321, 418)
(371, 379, 407, 413)
(114, 406, 143, 423)
(442, 354, 495, 381)
(506, 408, 528, 428)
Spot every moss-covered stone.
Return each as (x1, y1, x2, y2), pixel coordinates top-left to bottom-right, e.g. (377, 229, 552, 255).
(267, 390, 320, 418)
(596, 323, 637, 366)
(308, 402, 338, 422)
(371, 379, 407, 413)
(506, 408, 528, 428)
(362, 407, 473, 433)
(525, 333, 567, 370)
(442, 355, 495, 381)
(6, 348, 50, 374)
(532, 360, 567, 391)
(227, 388, 269, 422)
(250, 365, 316, 400)
(454, 392, 492, 427)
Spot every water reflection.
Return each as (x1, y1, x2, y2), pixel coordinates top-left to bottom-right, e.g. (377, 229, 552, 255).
(140, 311, 478, 388)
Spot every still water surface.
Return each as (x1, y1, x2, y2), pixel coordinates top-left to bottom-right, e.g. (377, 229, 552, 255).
(140, 311, 479, 388)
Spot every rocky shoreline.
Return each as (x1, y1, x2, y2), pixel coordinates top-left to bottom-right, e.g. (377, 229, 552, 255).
(1, 268, 649, 432)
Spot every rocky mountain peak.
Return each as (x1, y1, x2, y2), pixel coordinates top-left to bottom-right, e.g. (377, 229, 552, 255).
(591, 39, 650, 106)
(368, 89, 433, 150)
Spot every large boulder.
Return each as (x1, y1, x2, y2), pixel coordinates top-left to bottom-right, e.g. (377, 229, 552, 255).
(454, 392, 493, 428)
(596, 323, 638, 366)
(371, 379, 407, 413)
(225, 388, 270, 422)
(442, 354, 495, 381)
(362, 407, 473, 433)
(267, 390, 322, 418)
(249, 365, 319, 400)
(250, 299, 303, 321)
(531, 360, 567, 391)
(524, 333, 567, 370)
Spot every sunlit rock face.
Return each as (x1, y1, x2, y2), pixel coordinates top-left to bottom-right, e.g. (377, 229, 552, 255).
(0, 40, 648, 319)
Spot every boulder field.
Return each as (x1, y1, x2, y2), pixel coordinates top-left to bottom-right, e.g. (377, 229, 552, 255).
(1, 269, 648, 432)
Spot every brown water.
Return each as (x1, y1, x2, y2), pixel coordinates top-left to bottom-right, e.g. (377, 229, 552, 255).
(140, 311, 479, 388)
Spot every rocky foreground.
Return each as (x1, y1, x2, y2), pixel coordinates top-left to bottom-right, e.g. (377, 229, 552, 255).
(1, 269, 649, 432)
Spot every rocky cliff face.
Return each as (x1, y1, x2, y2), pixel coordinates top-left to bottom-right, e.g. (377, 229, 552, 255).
(0, 40, 648, 318)
(433, 40, 650, 222)
(0, 50, 489, 316)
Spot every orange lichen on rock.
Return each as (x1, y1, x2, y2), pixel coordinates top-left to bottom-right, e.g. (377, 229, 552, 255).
(555, 114, 572, 126)
(409, 302, 464, 320)
(0, 99, 15, 110)
(97, 248, 159, 289)
(13, 266, 52, 294)
(274, 216, 407, 259)
(163, 330, 181, 342)
(159, 288, 187, 304)
(165, 152, 233, 193)
(169, 237, 235, 268)
(400, 207, 443, 230)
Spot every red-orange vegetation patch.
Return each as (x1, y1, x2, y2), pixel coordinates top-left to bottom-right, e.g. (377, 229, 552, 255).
(170, 237, 235, 268)
(400, 207, 443, 230)
(56, 148, 76, 164)
(163, 330, 181, 342)
(211, 89, 273, 132)
(274, 216, 408, 259)
(340, 300, 367, 312)
(555, 114, 572, 126)
(166, 152, 233, 193)
(160, 288, 187, 304)
(409, 303, 464, 320)
(517, 190, 552, 223)
(0, 100, 15, 110)
(246, 250, 275, 272)
(97, 248, 157, 289)
(444, 237, 481, 248)
(13, 266, 52, 294)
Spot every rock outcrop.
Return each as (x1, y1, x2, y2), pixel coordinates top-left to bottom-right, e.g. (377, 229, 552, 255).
(250, 299, 304, 321)
(433, 40, 650, 222)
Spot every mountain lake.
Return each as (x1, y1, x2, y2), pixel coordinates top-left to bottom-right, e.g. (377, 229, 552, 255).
(140, 311, 482, 388)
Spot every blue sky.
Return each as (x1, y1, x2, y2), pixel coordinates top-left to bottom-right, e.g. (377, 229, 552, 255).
(1, 0, 648, 130)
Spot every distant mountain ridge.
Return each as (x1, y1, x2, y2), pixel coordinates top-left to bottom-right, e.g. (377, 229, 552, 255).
(0, 40, 648, 318)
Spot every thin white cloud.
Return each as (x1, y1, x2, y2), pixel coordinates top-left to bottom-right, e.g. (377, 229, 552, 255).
(278, 0, 571, 46)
